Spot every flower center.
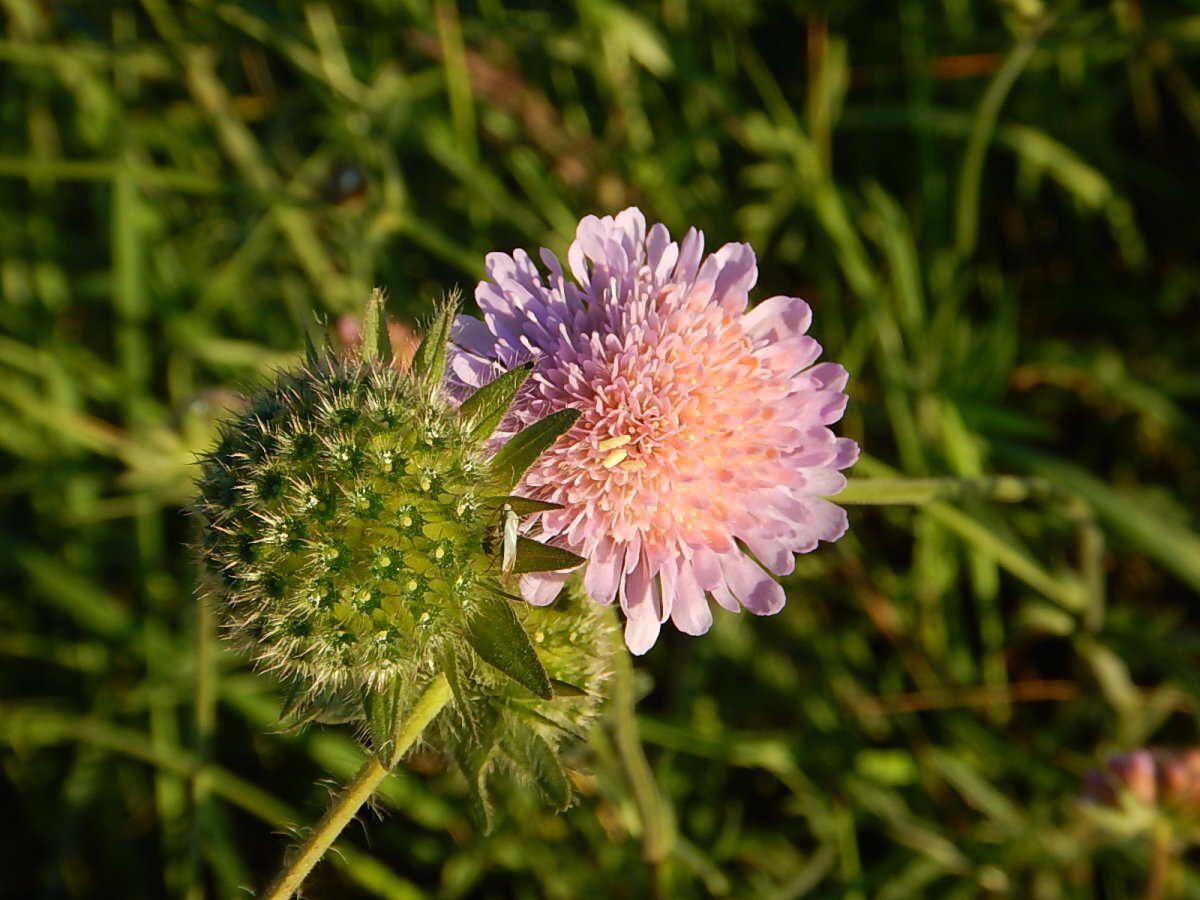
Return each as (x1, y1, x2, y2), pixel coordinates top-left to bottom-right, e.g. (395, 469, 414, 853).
(522, 284, 785, 551)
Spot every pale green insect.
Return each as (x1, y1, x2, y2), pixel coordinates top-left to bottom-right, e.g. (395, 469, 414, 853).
(481, 501, 522, 574)
(500, 501, 520, 575)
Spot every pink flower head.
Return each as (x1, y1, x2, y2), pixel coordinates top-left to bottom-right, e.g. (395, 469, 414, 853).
(451, 208, 858, 654)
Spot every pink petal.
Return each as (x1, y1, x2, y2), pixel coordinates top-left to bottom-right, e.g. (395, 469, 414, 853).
(815, 390, 850, 426)
(448, 350, 496, 391)
(568, 219, 602, 287)
(743, 295, 813, 341)
(689, 544, 724, 591)
(539, 247, 564, 281)
(710, 580, 741, 613)
(797, 467, 849, 496)
(802, 361, 850, 393)
(739, 530, 796, 577)
(583, 554, 622, 606)
(655, 555, 676, 623)
(673, 227, 704, 283)
(669, 561, 713, 635)
(720, 552, 786, 615)
(520, 571, 570, 606)
(833, 437, 860, 470)
(511, 248, 544, 293)
(756, 335, 822, 375)
(613, 208, 647, 262)
(624, 600, 661, 655)
(452, 314, 500, 354)
(799, 497, 851, 545)
(646, 223, 678, 284)
(706, 242, 759, 313)
(621, 555, 661, 654)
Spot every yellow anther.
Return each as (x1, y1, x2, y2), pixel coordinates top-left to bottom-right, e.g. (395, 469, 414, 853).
(601, 448, 628, 469)
(620, 458, 647, 472)
(598, 434, 632, 452)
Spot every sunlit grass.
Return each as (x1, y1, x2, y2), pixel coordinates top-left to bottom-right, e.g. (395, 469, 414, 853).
(2, 1, 1199, 897)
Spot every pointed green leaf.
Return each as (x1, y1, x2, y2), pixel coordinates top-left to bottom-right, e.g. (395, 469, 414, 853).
(278, 679, 305, 723)
(483, 495, 563, 517)
(549, 679, 590, 698)
(409, 291, 459, 391)
(451, 705, 500, 833)
(275, 684, 361, 732)
(359, 287, 392, 366)
(459, 362, 533, 441)
(478, 581, 525, 603)
(504, 720, 573, 812)
(308, 688, 362, 726)
(274, 681, 320, 733)
(509, 701, 587, 741)
(487, 408, 581, 492)
(438, 647, 478, 741)
(508, 536, 585, 574)
(364, 678, 408, 768)
(465, 595, 554, 700)
(303, 328, 322, 368)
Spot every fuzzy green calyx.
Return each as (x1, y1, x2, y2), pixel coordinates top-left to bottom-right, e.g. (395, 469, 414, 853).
(192, 298, 600, 793)
(444, 582, 618, 830)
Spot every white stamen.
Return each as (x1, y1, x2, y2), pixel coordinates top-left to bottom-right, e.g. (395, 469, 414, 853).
(601, 448, 628, 469)
(598, 434, 632, 452)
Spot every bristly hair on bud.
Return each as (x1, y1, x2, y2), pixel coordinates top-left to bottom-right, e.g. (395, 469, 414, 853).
(408, 289, 460, 397)
(191, 288, 610, 824)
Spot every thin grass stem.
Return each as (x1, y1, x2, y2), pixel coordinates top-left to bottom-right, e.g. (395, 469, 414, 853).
(954, 19, 1048, 262)
(611, 637, 675, 871)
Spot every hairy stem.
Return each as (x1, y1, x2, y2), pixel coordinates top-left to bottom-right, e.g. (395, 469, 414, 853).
(261, 673, 452, 900)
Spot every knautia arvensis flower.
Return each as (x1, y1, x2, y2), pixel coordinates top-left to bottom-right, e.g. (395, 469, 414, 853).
(451, 208, 859, 653)
(193, 291, 616, 822)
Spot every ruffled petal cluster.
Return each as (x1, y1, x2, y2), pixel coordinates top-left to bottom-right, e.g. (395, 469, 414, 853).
(452, 208, 859, 653)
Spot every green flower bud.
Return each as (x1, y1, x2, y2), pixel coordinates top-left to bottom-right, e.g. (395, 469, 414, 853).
(197, 355, 485, 693)
(192, 293, 613, 824)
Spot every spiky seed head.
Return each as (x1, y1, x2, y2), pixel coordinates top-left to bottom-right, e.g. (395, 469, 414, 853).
(195, 357, 491, 701)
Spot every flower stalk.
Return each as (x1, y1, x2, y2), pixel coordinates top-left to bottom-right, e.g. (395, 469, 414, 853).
(261, 674, 452, 900)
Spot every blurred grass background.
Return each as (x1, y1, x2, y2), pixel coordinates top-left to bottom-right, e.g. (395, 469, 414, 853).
(2, 0, 1200, 897)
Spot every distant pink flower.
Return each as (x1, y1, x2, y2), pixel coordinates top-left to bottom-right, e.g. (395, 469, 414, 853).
(451, 208, 858, 654)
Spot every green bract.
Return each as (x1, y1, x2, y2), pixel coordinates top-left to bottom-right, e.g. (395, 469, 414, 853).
(192, 296, 612, 820)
